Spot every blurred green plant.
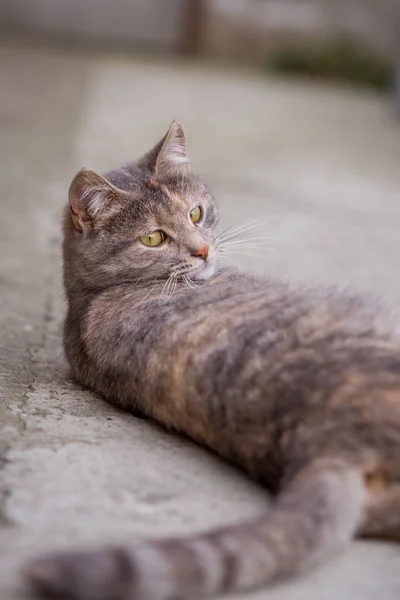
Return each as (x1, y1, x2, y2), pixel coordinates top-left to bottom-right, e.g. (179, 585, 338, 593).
(268, 37, 392, 90)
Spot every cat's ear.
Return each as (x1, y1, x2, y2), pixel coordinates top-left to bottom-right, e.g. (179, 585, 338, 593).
(153, 121, 190, 176)
(68, 168, 126, 232)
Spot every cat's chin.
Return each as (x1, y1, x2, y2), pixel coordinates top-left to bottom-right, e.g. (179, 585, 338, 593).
(190, 263, 216, 281)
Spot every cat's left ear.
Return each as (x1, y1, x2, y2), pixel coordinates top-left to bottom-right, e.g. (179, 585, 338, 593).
(68, 168, 127, 232)
(155, 121, 190, 176)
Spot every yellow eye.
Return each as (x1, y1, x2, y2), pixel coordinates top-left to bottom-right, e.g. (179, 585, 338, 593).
(190, 206, 202, 224)
(140, 230, 166, 247)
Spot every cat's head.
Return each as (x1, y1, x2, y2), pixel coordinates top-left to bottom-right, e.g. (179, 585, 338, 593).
(64, 122, 219, 292)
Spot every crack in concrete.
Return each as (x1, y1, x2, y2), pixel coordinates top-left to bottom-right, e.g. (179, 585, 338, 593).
(41, 272, 55, 348)
(0, 217, 60, 529)
(20, 227, 59, 415)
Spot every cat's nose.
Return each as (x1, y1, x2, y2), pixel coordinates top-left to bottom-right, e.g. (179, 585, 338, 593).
(192, 244, 209, 261)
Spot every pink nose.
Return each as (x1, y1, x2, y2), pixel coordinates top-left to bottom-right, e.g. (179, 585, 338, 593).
(192, 244, 209, 261)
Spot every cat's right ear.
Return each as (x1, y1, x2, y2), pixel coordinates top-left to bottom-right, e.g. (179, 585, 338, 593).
(140, 121, 190, 177)
(68, 168, 126, 232)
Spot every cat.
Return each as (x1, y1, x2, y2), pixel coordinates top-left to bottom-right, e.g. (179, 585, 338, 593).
(26, 121, 400, 600)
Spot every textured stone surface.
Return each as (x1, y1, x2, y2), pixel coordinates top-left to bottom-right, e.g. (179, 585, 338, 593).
(1, 40, 400, 600)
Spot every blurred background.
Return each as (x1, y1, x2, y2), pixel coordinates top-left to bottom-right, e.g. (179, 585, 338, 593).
(1, 0, 400, 293)
(1, 3, 400, 600)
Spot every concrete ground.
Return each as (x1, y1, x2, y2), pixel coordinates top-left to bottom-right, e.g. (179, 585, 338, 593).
(1, 39, 400, 600)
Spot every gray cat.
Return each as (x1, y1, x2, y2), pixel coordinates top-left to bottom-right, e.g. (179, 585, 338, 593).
(26, 122, 400, 600)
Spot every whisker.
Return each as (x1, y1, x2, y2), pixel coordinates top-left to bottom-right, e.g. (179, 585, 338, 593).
(220, 245, 282, 254)
(219, 243, 284, 252)
(215, 221, 265, 242)
(216, 217, 279, 243)
(183, 275, 197, 289)
(219, 236, 285, 247)
(218, 227, 281, 245)
(160, 264, 196, 300)
(186, 276, 199, 288)
(170, 262, 190, 275)
(167, 273, 179, 298)
(218, 248, 273, 261)
(159, 273, 175, 301)
(168, 276, 178, 299)
(215, 215, 275, 241)
(140, 283, 160, 302)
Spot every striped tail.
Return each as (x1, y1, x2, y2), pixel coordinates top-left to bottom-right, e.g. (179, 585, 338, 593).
(25, 457, 366, 600)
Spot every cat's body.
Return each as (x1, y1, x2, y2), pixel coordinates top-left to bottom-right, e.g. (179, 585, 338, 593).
(27, 123, 400, 600)
(64, 262, 400, 489)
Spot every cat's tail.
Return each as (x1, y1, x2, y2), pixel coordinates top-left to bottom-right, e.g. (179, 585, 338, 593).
(25, 456, 368, 600)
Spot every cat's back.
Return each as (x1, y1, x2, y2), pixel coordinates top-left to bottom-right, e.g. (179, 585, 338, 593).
(144, 275, 400, 350)
(83, 271, 400, 353)
(81, 272, 400, 398)
(76, 274, 400, 479)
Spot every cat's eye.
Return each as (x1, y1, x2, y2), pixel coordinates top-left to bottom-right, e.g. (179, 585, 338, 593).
(190, 206, 202, 224)
(140, 230, 166, 247)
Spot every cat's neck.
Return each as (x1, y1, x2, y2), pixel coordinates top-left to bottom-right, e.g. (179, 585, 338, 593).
(65, 263, 244, 311)
(110, 264, 242, 304)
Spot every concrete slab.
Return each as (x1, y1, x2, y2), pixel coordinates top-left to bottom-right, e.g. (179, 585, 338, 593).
(1, 40, 400, 600)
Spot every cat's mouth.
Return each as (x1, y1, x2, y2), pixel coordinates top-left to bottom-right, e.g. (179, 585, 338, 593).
(190, 261, 216, 281)
(172, 256, 216, 284)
